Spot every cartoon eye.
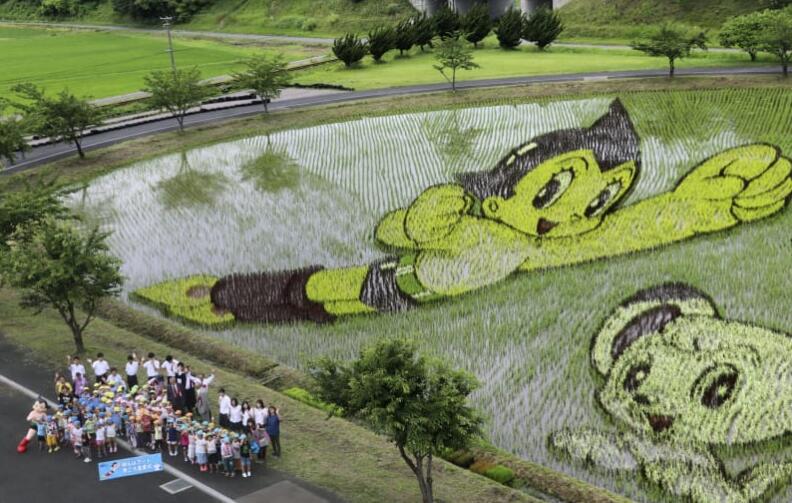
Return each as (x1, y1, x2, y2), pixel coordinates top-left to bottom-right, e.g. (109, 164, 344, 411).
(623, 362, 651, 393)
(693, 364, 739, 409)
(584, 181, 622, 218)
(533, 169, 574, 209)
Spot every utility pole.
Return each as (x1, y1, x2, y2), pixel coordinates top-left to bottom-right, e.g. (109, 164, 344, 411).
(160, 16, 176, 73)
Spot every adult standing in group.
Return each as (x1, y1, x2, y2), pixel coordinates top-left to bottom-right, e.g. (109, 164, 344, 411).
(176, 363, 198, 413)
(167, 376, 185, 413)
(265, 405, 282, 458)
(88, 353, 110, 384)
(125, 353, 140, 389)
(218, 388, 231, 428)
(66, 355, 86, 382)
(194, 372, 215, 421)
(142, 353, 161, 384)
(162, 355, 179, 380)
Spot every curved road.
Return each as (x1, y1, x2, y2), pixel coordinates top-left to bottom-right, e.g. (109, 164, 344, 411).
(2, 65, 783, 174)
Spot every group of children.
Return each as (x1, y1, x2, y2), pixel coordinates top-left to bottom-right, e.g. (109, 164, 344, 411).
(32, 351, 282, 480)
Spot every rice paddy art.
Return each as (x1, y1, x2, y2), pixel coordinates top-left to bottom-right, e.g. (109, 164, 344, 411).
(68, 89, 792, 502)
(551, 283, 792, 503)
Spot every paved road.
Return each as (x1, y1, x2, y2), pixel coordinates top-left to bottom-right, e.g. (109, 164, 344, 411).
(0, 335, 344, 503)
(2, 65, 783, 174)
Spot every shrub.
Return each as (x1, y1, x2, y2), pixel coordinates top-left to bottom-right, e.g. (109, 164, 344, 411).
(433, 4, 461, 40)
(38, 0, 77, 17)
(461, 2, 492, 48)
(469, 459, 496, 475)
(326, 13, 340, 25)
(368, 25, 396, 62)
(332, 33, 367, 68)
(483, 465, 515, 486)
(523, 7, 564, 50)
(283, 386, 341, 414)
(494, 8, 523, 49)
(446, 449, 475, 468)
(412, 12, 435, 50)
(394, 18, 415, 55)
(301, 18, 318, 31)
(385, 2, 401, 16)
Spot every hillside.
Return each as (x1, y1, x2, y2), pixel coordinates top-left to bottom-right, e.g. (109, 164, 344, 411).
(0, 0, 416, 36)
(559, 0, 784, 40)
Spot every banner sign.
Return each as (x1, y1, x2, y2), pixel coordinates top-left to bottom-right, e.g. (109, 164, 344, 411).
(98, 453, 164, 481)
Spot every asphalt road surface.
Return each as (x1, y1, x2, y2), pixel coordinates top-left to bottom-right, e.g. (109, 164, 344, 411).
(2, 65, 782, 175)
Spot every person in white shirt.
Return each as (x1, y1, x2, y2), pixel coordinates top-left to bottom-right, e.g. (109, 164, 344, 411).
(125, 353, 140, 389)
(253, 400, 269, 428)
(218, 388, 232, 428)
(66, 355, 86, 382)
(228, 398, 243, 431)
(142, 353, 161, 383)
(107, 368, 125, 390)
(162, 355, 179, 378)
(195, 373, 215, 421)
(88, 353, 110, 383)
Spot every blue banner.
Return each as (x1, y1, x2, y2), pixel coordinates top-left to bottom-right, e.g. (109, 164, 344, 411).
(98, 453, 164, 481)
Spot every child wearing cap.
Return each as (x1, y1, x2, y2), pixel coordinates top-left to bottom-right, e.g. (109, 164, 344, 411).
(166, 420, 179, 456)
(95, 420, 106, 459)
(206, 433, 219, 473)
(195, 432, 208, 472)
(220, 437, 234, 477)
(36, 418, 47, 452)
(46, 415, 60, 453)
(106, 419, 117, 454)
(239, 435, 252, 478)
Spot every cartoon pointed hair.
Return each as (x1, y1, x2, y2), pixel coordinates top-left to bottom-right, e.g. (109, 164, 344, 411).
(590, 283, 719, 377)
(457, 99, 641, 200)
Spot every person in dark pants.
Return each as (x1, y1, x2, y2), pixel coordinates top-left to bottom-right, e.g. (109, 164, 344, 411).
(218, 388, 231, 428)
(265, 405, 281, 457)
(125, 354, 139, 389)
(166, 377, 185, 413)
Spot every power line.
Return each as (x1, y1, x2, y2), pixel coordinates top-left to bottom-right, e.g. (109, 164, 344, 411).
(160, 16, 177, 72)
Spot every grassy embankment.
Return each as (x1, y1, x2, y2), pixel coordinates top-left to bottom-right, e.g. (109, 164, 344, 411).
(0, 0, 416, 37)
(558, 0, 772, 42)
(0, 25, 323, 101)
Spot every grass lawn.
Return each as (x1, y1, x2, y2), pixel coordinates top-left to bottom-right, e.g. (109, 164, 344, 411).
(292, 39, 772, 90)
(0, 25, 320, 101)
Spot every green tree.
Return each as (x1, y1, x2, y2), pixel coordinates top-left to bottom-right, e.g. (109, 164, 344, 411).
(433, 5, 461, 40)
(332, 33, 368, 68)
(494, 8, 524, 49)
(413, 13, 436, 51)
(0, 180, 67, 248)
(144, 67, 208, 131)
(719, 12, 767, 61)
(522, 7, 564, 50)
(394, 18, 415, 56)
(0, 219, 123, 353)
(0, 100, 28, 167)
(232, 54, 291, 113)
(368, 25, 396, 62)
(12, 84, 101, 159)
(758, 8, 792, 76)
(631, 24, 708, 77)
(461, 2, 492, 48)
(433, 34, 480, 92)
(310, 339, 482, 503)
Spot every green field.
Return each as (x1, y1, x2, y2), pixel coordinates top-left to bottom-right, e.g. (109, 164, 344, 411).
(64, 86, 792, 502)
(292, 40, 772, 90)
(0, 25, 319, 100)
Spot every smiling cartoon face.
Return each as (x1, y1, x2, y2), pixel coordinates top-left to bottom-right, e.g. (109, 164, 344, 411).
(481, 150, 636, 237)
(593, 284, 792, 446)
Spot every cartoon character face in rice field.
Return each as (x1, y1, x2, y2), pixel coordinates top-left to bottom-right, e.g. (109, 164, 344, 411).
(552, 283, 792, 503)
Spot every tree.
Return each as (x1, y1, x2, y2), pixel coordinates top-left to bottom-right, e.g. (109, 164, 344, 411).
(413, 13, 436, 51)
(494, 8, 524, 49)
(144, 67, 208, 131)
(433, 34, 480, 92)
(368, 25, 396, 62)
(332, 33, 368, 68)
(631, 24, 708, 77)
(523, 7, 564, 50)
(394, 18, 415, 56)
(310, 339, 482, 503)
(12, 84, 101, 159)
(461, 2, 492, 48)
(0, 180, 67, 248)
(232, 54, 291, 113)
(0, 219, 123, 353)
(719, 12, 767, 61)
(758, 8, 792, 76)
(433, 5, 461, 41)
(0, 100, 28, 167)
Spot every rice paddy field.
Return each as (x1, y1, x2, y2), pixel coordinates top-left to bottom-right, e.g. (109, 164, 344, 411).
(0, 25, 317, 100)
(66, 87, 792, 502)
